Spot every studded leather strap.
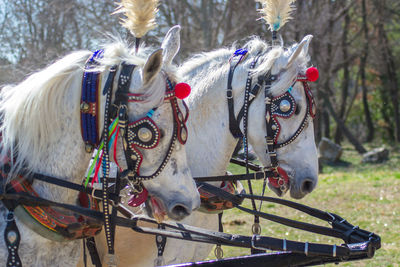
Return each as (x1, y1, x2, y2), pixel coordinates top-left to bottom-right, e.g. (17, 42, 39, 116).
(5, 210, 22, 267)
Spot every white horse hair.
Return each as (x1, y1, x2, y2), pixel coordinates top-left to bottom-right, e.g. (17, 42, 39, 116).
(0, 26, 200, 267)
(81, 35, 318, 266)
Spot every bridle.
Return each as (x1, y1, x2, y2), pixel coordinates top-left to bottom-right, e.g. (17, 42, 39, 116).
(227, 49, 317, 193)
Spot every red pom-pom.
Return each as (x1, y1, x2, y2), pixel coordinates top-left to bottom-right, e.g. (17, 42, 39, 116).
(175, 83, 191, 99)
(306, 67, 319, 82)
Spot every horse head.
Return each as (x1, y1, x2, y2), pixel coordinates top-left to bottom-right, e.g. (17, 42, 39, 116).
(109, 26, 200, 221)
(246, 35, 318, 199)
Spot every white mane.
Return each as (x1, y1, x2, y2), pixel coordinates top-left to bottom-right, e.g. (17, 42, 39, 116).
(0, 40, 167, 176)
(180, 36, 310, 98)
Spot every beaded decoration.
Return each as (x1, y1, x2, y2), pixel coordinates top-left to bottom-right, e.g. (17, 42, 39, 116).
(81, 50, 104, 153)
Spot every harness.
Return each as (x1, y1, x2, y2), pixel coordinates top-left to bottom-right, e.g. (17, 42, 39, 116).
(0, 50, 190, 267)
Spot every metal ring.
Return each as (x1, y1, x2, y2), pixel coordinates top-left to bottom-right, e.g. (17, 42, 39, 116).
(304, 242, 309, 256)
(251, 235, 265, 250)
(332, 244, 337, 257)
(252, 223, 262, 235)
(227, 89, 233, 99)
(283, 239, 287, 251)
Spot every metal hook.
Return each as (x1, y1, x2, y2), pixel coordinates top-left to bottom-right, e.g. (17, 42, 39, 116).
(251, 235, 265, 250)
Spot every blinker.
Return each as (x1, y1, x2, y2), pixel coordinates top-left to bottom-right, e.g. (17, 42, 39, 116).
(127, 118, 160, 149)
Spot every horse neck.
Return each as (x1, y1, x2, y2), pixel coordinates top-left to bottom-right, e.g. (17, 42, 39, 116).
(183, 57, 250, 177)
(31, 70, 92, 204)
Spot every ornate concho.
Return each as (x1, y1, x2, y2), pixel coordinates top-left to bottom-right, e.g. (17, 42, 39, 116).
(269, 92, 297, 143)
(271, 92, 296, 118)
(127, 117, 160, 149)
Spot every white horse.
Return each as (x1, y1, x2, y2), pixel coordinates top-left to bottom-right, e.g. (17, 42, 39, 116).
(0, 26, 199, 267)
(84, 35, 318, 266)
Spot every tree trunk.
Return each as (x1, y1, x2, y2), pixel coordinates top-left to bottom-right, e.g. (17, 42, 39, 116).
(374, 0, 400, 143)
(361, 0, 374, 142)
(322, 93, 367, 154)
(334, 7, 350, 144)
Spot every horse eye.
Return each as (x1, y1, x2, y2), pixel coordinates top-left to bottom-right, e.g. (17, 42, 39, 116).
(295, 105, 301, 115)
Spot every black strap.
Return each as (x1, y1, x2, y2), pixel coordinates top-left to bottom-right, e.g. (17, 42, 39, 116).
(27, 171, 120, 203)
(131, 216, 372, 259)
(194, 171, 272, 182)
(227, 57, 245, 138)
(86, 237, 102, 267)
(4, 208, 22, 267)
(100, 64, 116, 256)
(154, 224, 167, 266)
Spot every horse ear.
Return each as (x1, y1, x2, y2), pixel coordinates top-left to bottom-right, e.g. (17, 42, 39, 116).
(143, 49, 163, 85)
(286, 35, 313, 69)
(161, 25, 181, 66)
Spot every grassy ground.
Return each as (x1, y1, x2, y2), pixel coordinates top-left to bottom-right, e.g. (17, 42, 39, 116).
(207, 145, 400, 266)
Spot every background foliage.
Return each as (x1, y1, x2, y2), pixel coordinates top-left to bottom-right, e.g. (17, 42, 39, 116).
(1, 0, 400, 146)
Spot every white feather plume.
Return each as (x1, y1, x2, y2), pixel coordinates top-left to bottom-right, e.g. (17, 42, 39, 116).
(256, 0, 296, 32)
(113, 0, 159, 38)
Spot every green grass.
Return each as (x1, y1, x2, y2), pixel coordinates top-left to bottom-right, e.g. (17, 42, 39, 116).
(206, 145, 400, 266)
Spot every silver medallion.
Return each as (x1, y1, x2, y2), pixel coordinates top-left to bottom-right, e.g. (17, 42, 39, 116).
(138, 128, 153, 142)
(279, 100, 291, 113)
(7, 231, 17, 244)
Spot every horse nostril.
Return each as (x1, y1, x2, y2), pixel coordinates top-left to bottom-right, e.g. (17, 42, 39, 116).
(170, 204, 190, 220)
(301, 179, 314, 194)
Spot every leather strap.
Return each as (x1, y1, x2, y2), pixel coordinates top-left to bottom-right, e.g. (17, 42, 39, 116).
(85, 237, 102, 267)
(227, 53, 247, 138)
(4, 209, 22, 267)
(154, 224, 167, 266)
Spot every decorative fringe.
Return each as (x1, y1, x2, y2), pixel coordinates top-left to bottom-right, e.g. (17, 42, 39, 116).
(256, 0, 296, 32)
(113, 0, 159, 38)
(84, 117, 120, 187)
